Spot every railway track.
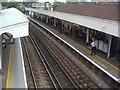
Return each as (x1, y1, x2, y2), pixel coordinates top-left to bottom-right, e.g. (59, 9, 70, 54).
(22, 36, 58, 88)
(22, 34, 76, 88)
(29, 21, 100, 88)
(30, 32, 77, 88)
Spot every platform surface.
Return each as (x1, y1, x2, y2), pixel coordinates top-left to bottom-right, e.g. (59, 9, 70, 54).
(7, 38, 27, 88)
(2, 40, 10, 89)
(29, 17, 120, 83)
(1, 38, 27, 89)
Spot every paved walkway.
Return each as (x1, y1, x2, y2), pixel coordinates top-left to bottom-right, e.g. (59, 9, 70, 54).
(29, 17, 120, 83)
(2, 40, 10, 89)
(1, 38, 27, 89)
(7, 38, 27, 88)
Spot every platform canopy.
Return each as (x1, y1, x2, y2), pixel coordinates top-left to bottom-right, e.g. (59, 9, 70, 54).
(26, 7, 119, 37)
(0, 8, 29, 38)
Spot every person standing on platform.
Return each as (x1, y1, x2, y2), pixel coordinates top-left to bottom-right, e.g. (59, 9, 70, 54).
(64, 27, 67, 36)
(91, 40, 96, 55)
(79, 30, 82, 39)
(71, 26, 73, 36)
(91, 34, 95, 41)
(91, 36, 95, 41)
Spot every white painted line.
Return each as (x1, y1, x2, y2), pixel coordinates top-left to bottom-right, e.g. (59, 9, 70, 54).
(19, 38, 28, 88)
(0, 36, 2, 69)
(29, 17, 120, 83)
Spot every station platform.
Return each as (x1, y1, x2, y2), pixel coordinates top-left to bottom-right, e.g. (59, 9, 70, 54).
(29, 17, 120, 83)
(1, 38, 27, 89)
(1, 40, 10, 89)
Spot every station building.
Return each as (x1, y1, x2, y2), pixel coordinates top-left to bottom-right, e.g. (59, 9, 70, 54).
(54, 3, 120, 59)
(0, 7, 29, 69)
(25, 2, 120, 60)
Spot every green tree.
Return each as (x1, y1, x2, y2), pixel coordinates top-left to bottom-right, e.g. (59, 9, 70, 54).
(2, 2, 19, 8)
(66, 0, 88, 4)
(80, 0, 87, 2)
(52, 2, 66, 10)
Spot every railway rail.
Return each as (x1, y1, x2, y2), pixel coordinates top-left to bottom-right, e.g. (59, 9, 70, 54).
(22, 36, 58, 88)
(22, 34, 76, 88)
(29, 21, 100, 88)
(30, 32, 77, 88)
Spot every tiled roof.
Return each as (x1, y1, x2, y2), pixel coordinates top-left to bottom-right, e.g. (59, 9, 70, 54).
(55, 3, 118, 21)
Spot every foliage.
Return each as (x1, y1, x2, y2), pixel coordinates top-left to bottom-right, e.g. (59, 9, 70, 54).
(52, 2, 66, 10)
(66, 0, 88, 4)
(19, 7, 25, 13)
(79, 0, 87, 2)
(2, 2, 19, 8)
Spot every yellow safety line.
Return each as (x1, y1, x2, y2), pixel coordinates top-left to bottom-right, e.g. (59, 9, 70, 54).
(95, 55, 120, 71)
(61, 34, 120, 71)
(6, 45, 13, 89)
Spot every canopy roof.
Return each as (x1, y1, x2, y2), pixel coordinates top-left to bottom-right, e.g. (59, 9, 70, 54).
(26, 7, 119, 37)
(0, 8, 29, 38)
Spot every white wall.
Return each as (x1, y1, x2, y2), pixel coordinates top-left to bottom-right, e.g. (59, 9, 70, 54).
(0, 22, 29, 38)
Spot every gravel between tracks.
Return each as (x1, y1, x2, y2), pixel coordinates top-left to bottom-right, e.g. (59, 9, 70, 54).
(21, 37, 54, 88)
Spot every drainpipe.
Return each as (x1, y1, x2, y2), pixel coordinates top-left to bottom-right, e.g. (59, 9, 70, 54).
(86, 28, 89, 46)
(107, 35, 112, 58)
